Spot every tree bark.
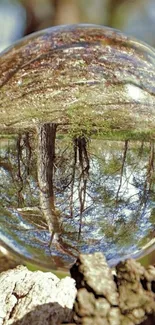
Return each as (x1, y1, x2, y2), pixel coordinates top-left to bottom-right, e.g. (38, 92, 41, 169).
(70, 253, 155, 325)
(0, 252, 155, 325)
(37, 123, 61, 237)
(0, 265, 76, 325)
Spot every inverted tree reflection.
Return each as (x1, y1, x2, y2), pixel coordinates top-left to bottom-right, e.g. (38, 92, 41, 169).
(0, 127, 154, 264)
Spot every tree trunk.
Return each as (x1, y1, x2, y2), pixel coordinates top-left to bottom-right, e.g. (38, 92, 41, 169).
(53, 0, 80, 25)
(37, 123, 61, 237)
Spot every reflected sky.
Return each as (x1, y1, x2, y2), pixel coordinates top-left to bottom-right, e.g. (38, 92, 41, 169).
(0, 130, 155, 270)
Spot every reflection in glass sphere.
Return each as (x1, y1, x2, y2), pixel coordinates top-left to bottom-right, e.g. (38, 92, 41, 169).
(0, 24, 155, 270)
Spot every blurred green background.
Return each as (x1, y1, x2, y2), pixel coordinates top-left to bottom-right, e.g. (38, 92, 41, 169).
(0, 0, 154, 270)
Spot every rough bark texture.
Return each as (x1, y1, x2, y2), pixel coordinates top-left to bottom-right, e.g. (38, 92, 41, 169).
(0, 253, 155, 325)
(70, 253, 155, 325)
(0, 265, 76, 325)
(37, 123, 61, 235)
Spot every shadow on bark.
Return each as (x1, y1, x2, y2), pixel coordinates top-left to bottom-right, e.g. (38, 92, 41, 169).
(11, 302, 73, 325)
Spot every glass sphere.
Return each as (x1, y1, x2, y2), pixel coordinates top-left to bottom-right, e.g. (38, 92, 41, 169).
(0, 24, 155, 271)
